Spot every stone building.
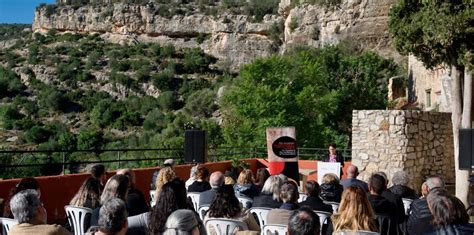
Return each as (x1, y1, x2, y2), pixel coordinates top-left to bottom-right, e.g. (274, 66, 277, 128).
(352, 110, 454, 192)
(408, 55, 452, 112)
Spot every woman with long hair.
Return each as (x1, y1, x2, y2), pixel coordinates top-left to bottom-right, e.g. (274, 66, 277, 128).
(154, 167, 176, 201)
(90, 174, 130, 227)
(148, 178, 204, 235)
(70, 177, 101, 209)
(332, 186, 378, 233)
(252, 175, 286, 208)
(205, 185, 260, 234)
(254, 168, 270, 191)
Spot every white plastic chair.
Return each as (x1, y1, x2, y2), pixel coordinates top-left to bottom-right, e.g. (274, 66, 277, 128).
(402, 198, 413, 215)
(0, 217, 18, 235)
(187, 192, 201, 211)
(150, 190, 156, 207)
(205, 218, 248, 235)
(65, 205, 93, 235)
(262, 224, 287, 235)
(323, 201, 340, 213)
(314, 210, 332, 233)
(198, 205, 210, 221)
(249, 207, 271, 227)
(236, 195, 253, 208)
(335, 230, 380, 235)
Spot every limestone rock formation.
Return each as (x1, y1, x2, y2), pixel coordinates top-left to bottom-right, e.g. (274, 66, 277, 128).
(32, 0, 399, 71)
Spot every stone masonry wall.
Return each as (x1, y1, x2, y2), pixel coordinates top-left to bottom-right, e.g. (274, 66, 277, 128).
(352, 110, 454, 192)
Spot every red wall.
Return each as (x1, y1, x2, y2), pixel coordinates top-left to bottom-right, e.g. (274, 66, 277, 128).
(0, 158, 350, 223)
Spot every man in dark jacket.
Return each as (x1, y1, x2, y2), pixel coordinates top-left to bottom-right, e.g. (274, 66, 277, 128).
(199, 171, 224, 206)
(299, 180, 332, 213)
(407, 176, 445, 235)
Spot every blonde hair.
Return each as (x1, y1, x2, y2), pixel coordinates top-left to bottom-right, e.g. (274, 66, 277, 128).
(322, 173, 340, 184)
(224, 176, 235, 185)
(155, 167, 176, 201)
(237, 169, 254, 184)
(331, 186, 378, 232)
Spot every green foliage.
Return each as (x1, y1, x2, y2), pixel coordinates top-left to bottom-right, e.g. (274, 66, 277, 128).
(39, 89, 70, 112)
(0, 24, 30, 41)
(221, 45, 400, 148)
(246, 0, 280, 22)
(24, 126, 52, 144)
(389, 1, 474, 69)
(77, 128, 103, 150)
(268, 20, 285, 48)
(183, 48, 214, 73)
(183, 88, 217, 117)
(0, 66, 25, 98)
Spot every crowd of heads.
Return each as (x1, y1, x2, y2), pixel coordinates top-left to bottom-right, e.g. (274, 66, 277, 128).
(3, 161, 473, 235)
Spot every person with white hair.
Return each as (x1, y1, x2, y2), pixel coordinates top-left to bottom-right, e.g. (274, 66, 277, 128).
(185, 164, 200, 189)
(388, 171, 417, 199)
(163, 209, 205, 235)
(9, 189, 71, 235)
(87, 198, 128, 235)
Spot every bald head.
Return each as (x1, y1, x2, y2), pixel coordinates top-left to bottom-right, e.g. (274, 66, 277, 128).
(210, 171, 224, 188)
(347, 165, 359, 178)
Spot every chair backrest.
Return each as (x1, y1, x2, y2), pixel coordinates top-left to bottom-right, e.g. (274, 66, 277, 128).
(335, 230, 380, 235)
(375, 214, 398, 235)
(402, 198, 413, 215)
(65, 205, 93, 235)
(198, 205, 210, 221)
(249, 207, 271, 227)
(262, 224, 288, 235)
(187, 192, 201, 211)
(205, 218, 248, 235)
(236, 196, 253, 208)
(314, 210, 332, 233)
(323, 201, 340, 213)
(298, 193, 308, 203)
(150, 190, 156, 207)
(0, 217, 18, 235)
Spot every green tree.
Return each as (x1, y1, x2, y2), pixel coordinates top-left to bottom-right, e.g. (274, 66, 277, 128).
(220, 45, 399, 148)
(77, 128, 103, 150)
(389, 0, 474, 204)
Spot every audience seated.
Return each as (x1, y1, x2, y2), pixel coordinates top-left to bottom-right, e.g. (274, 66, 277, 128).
(340, 166, 368, 191)
(129, 178, 204, 235)
(116, 169, 149, 216)
(375, 171, 405, 224)
(331, 186, 378, 233)
(233, 169, 260, 198)
(187, 167, 211, 193)
(150, 159, 175, 190)
(90, 164, 107, 191)
(9, 189, 71, 235)
(252, 175, 286, 208)
(86, 198, 128, 235)
(163, 209, 205, 235)
(298, 180, 332, 213)
(388, 171, 417, 199)
(288, 207, 321, 235)
(185, 164, 200, 189)
(267, 182, 299, 225)
(319, 173, 343, 203)
(368, 174, 397, 215)
(199, 171, 224, 207)
(407, 176, 445, 235)
(225, 176, 236, 185)
(204, 185, 260, 234)
(70, 177, 101, 210)
(91, 174, 130, 227)
(154, 167, 177, 201)
(3, 177, 41, 218)
(423, 188, 474, 235)
(254, 168, 270, 191)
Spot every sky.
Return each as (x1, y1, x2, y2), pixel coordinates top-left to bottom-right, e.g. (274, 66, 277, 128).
(0, 0, 56, 24)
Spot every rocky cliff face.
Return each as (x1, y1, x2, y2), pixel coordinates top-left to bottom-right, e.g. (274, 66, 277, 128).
(32, 0, 399, 70)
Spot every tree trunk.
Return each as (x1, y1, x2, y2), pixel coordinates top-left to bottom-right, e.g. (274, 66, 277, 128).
(453, 65, 470, 206)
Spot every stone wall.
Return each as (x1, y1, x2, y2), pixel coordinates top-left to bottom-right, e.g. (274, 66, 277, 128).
(352, 110, 454, 192)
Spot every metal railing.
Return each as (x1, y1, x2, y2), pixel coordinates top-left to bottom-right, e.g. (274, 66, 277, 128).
(0, 147, 351, 179)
